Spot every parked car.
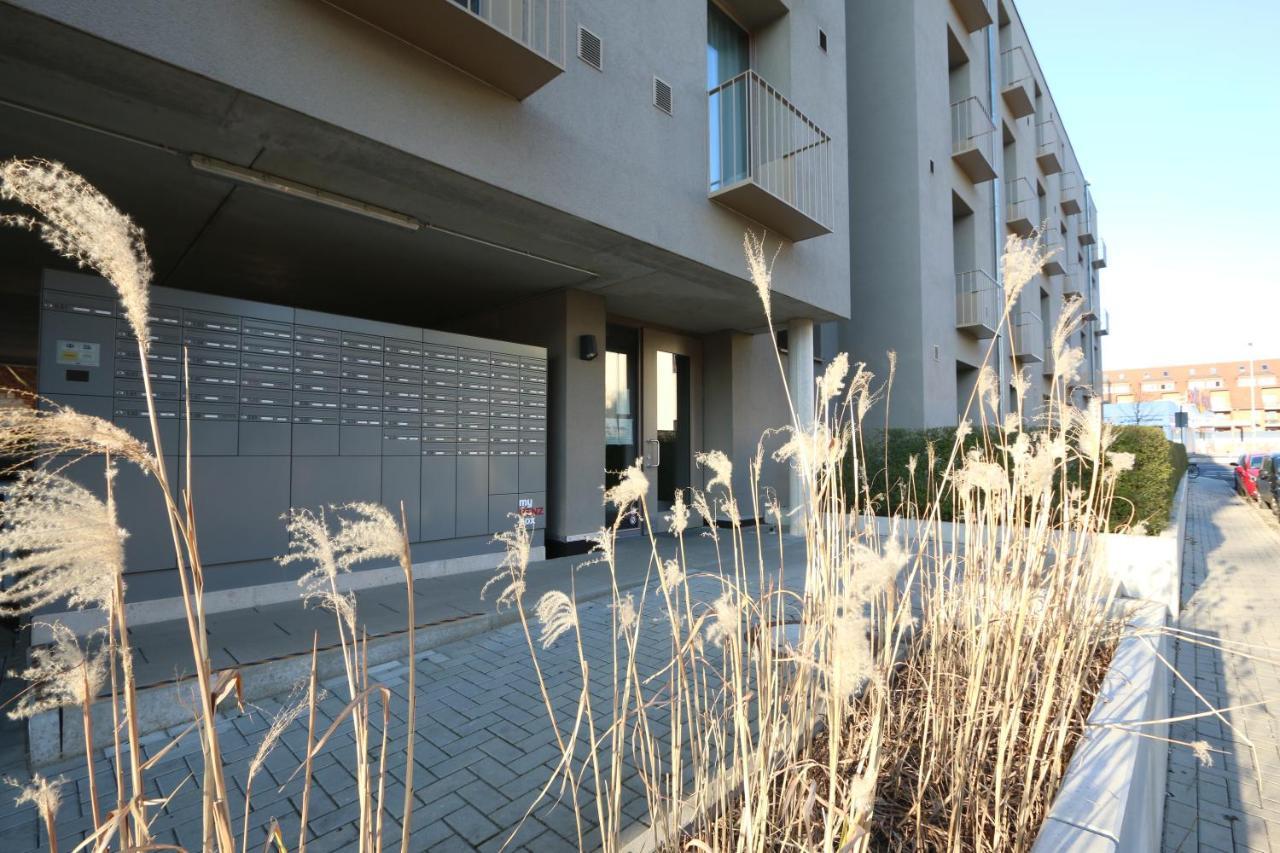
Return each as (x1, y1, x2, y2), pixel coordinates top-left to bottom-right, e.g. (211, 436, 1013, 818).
(1257, 455, 1280, 518)
(1233, 453, 1267, 499)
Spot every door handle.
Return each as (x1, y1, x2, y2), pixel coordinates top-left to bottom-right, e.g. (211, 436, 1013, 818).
(644, 438, 661, 469)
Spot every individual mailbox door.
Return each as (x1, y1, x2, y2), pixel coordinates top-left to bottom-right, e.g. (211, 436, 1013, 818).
(185, 401, 240, 455)
(40, 308, 116, 397)
(519, 445, 546, 492)
(382, 427, 420, 456)
(383, 455, 421, 541)
(240, 351, 292, 375)
(457, 451, 489, 537)
(488, 446, 518, 495)
(182, 310, 240, 334)
(421, 452, 457, 540)
(488, 492, 521, 534)
(241, 317, 294, 342)
(292, 373, 339, 395)
(239, 405, 292, 455)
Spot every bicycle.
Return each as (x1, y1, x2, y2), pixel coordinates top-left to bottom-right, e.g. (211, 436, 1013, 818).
(1187, 462, 1201, 480)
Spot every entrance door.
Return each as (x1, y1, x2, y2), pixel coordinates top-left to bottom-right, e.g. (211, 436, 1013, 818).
(605, 325, 642, 532)
(605, 325, 703, 532)
(641, 329, 702, 526)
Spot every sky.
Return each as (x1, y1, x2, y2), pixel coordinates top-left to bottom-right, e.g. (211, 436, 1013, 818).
(1015, 0, 1280, 370)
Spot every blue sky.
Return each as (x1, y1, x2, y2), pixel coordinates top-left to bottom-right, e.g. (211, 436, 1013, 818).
(1016, 0, 1280, 369)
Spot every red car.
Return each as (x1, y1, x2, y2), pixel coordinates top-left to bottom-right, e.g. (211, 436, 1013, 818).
(1233, 453, 1266, 499)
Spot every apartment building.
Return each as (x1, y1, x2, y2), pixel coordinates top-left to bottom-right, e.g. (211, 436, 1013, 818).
(840, 0, 1107, 428)
(0, 0, 849, 617)
(1104, 359, 1280, 437)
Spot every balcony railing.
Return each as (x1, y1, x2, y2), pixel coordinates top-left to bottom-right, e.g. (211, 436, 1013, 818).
(708, 70, 833, 242)
(951, 96, 997, 184)
(1005, 177, 1037, 237)
(1062, 271, 1085, 297)
(1000, 48, 1035, 119)
(1097, 310, 1110, 336)
(1078, 188, 1097, 245)
(324, 0, 566, 99)
(951, 0, 993, 33)
(1013, 311, 1045, 363)
(1091, 238, 1107, 269)
(1060, 171, 1082, 216)
(1036, 119, 1063, 175)
(1263, 394, 1280, 411)
(1041, 228, 1065, 275)
(956, 270, 1002, 339)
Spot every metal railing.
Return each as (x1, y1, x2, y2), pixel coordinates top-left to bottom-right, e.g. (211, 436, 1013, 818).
(1001, 47, 1032, 90)
(951, 95, 996, 159)
(955, 270, 1002, 335)
(1036, 119, 1061, 166)
(450, 0, 566, 65)
(1006, 176, 1037, 232)
(1013, 310, 1045, 362)
(708, 69, 834, 231)
(1092, 238, 1108, 268)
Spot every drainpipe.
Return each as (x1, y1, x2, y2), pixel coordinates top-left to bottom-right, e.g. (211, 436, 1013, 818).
(987, 19, 1008, 423)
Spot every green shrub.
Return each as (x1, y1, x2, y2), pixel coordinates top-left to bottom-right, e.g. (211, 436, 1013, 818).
(847, 424, 1186, 534)
(849, 426, 1000, 521)
(1107, 426, 1184, 535)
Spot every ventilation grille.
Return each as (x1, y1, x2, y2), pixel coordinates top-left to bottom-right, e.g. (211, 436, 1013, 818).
(653, 77, 673, 115)
(577, 26, 602, 70)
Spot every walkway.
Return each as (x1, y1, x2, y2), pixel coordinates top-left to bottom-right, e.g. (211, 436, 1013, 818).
(1164, 462, 1280, 852)
(1, 529, 807, 852)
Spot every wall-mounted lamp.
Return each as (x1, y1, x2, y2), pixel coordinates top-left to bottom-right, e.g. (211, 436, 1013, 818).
(579, 334, 598, 361)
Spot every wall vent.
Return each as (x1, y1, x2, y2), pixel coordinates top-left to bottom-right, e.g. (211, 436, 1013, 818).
(653, 77, 673, 115)
(577, 27, 603, 71)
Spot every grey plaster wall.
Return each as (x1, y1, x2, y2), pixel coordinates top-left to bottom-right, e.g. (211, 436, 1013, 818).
(12, 0, 851, 321)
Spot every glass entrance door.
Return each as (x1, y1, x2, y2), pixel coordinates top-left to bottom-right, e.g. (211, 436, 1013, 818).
(655, 351, 692, 513)
(605, 324, 642, 532)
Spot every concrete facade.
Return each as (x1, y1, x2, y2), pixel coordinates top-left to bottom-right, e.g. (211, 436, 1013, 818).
(841, 0, 1106, 429)
(0, 0, 846, 594)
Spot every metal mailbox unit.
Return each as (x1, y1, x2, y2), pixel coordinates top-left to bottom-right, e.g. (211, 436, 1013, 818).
(36, 271, 546, 592)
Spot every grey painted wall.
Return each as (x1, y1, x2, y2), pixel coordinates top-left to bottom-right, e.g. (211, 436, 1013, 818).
(12, 0, 851, 322)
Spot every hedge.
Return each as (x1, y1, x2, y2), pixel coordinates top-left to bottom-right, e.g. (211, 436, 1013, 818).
(1107, 426, 1186, 535)
(847, 424, 1187, 534)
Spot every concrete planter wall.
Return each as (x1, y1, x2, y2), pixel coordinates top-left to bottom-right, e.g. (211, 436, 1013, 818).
(1033, 473, 1186, 851)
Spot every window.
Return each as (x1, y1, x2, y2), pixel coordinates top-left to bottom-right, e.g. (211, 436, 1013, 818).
(1210, 367, 1218, 374)
(1189, 367, 1197, 375)
(818, 28, 827, 52)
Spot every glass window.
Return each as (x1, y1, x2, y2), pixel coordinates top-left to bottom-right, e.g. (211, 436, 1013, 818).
(708, 3, 750, 191)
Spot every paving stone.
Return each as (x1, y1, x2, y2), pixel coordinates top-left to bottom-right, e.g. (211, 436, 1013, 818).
(1162, 471, 1280, 851)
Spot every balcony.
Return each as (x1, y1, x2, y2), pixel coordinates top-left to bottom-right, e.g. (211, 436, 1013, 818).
(951, 0, 993, 33)
(1097, 310, 1110, 336)
(708, 71, 833, 242)
(1062, 272, 1085, 298)
(1013, 311, 1045, 363)
(1078, 189, 1097, 245)
(323, 0, 565, 100)
(951, 96, 997, 184)
(1005, 177, 1037, 236)
(1035, 119, 1063, 175)
(1091, 238, 1107, 269)
(717, 0, 789, 29)
(1060, 171, 1082, 216)
(955, 270, 1002, 339)
(1041, 228, 1065, 275)
(1000, 48, 1035, 119)
(1263, 394, 1280, 411)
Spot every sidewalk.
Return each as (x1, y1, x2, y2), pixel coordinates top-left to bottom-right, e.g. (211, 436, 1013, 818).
(1163, 465, 1280, 852)
(0, 526, 808, 852)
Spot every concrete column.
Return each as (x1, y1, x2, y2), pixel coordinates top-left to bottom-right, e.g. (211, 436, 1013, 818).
(787, 318, 815, 534)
